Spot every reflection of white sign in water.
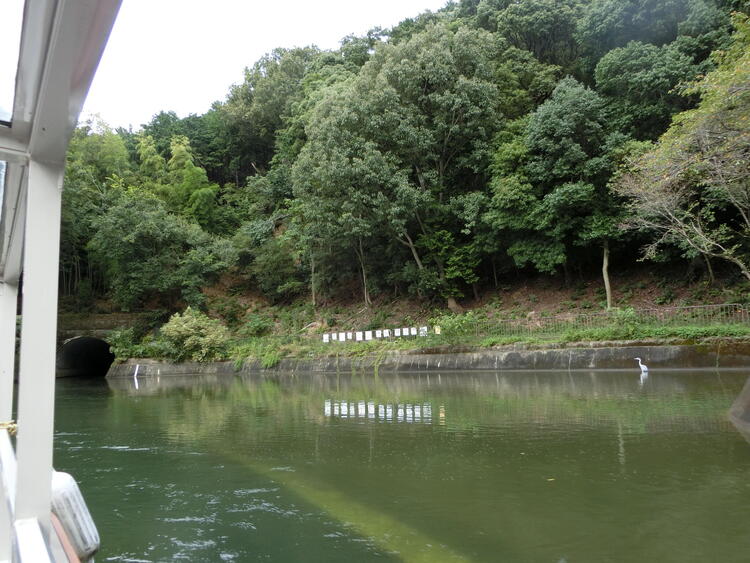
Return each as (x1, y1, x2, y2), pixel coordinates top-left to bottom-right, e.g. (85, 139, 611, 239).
(324, 400, 440, 424)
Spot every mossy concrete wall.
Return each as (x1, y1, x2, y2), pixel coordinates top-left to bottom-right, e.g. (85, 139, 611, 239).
(108, 359, 238, 378)
(57, 312, 147, 341)
(107, 338, 750, 378)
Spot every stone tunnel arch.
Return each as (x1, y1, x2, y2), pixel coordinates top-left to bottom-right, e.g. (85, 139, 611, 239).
(57, 336, 115, 378)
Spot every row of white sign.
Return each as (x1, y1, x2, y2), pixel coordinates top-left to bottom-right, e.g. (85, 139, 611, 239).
(324, 400, 435, 423)
(322, 326, 429, 343)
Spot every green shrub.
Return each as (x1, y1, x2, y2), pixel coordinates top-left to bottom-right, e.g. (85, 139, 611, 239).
(249, 237, 305, 303)
(230, 338, 285, 368)
(613, 307, 638, 338)
(211, 296, 245, 327)
(239, 313, 274, 337)
(106, 327, 141, 360)
(160, 307, 229, 362)
(261, 348, 282, 368)
(105, 326, 174, 360)
(655, 288, 676, 305)
(131, 309, 170, 339)
(365, 310, 389, 330)
(430, 311, 479, 344)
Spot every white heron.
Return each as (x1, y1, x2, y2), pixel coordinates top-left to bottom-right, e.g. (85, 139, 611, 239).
(634, 357, 649, 373)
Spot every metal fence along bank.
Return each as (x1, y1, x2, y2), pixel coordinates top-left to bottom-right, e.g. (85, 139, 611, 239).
(315, 303, 748, 345)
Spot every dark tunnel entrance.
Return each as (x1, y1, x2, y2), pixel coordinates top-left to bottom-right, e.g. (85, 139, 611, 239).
(57, 336, 115, 378)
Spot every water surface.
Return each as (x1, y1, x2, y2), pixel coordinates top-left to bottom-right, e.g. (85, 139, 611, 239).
(54, 369, 750, 562)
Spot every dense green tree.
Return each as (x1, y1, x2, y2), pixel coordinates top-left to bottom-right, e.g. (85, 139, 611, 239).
(250, 237, 306, 303)
(61, 121, 132, 302)
(494, 47, 561, 118)
(673, 0, 733, 64)
(291, 78, 405, 306)
(577, 0, 724, 72)
(595, 41, 699, 139)
(339, 29, 384, 70)
(165, 136, 224, 232)
(525, 77, 614, 189)
(219, 46, 321, 181)
(292, 23, 511, 308)
(494, 0, 584, 70)
(141, 111, 184, 156)
(616, 13, 750, 281)
(136, 134, 166, 180)
(140, 109, 235, 186)
(487, 78, 626, 304)
(387, 10, 446, 44)
(59, 0, 741, 313)
(133, 134, 227, 233)
(88, 190, 236, 309)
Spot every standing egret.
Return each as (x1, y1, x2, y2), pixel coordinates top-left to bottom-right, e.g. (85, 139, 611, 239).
(634, 357, 648, 373)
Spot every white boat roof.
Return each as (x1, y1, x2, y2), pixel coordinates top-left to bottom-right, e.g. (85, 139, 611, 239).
(0, 0, 122, 284)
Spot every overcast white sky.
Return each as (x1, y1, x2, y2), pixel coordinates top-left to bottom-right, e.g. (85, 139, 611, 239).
(80, 0, 448, 131)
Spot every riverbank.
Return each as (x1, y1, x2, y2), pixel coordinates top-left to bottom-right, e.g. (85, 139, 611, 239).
(107, 336, 750, 377)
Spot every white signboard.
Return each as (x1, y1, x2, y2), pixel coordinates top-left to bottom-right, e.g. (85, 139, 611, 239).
(365, 331, 373, 340)
(395, 328, 401, 337)
(338, 332, 346, 342)
(410, 327, 417, 336)
(375, 330, 382, 338)
(419, 326, 428, 337)
(356, 331, 363, 341)
(323, 334, 330, 343)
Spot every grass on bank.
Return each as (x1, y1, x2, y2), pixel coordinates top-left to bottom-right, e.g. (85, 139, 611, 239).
(107, 305, 750, 367)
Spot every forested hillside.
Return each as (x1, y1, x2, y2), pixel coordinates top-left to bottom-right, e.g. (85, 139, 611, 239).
(61, 0, 750, 323)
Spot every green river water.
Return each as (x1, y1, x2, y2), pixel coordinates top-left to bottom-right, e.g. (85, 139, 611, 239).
(53, 369, 750, 562)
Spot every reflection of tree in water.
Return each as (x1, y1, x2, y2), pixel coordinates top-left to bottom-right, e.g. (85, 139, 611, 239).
(103, 370, 750, 562)
(107, 370, 745, 442)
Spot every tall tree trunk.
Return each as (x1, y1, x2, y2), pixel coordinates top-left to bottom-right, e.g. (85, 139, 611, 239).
(734, 260, 750, 282)
(602, 240, 613, 310)
(399, 231, 424, 270)
(356, 238, 372, 307)
(703, 253, 715, 285)
(447, 296, 463, 314)
(491, 257, 498, 289)
(435, 258, 463, 313)
(310, 255, 316, 308)
(397, 231, 425, 298)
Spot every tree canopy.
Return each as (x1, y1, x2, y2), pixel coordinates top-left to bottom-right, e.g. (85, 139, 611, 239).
(59, 0, 749, 314)
(616, 12, 750, 280)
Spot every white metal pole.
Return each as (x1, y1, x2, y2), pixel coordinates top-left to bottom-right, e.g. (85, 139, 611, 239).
(0, 282, 17, 562)
(14, 160, 64, 538)
(0, 282, 18, 422)
(0, 432, 15, 563)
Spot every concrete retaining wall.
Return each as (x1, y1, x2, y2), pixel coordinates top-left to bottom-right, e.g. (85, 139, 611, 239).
(108, 359, 238, 378)
(107, 338, 750, 378)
